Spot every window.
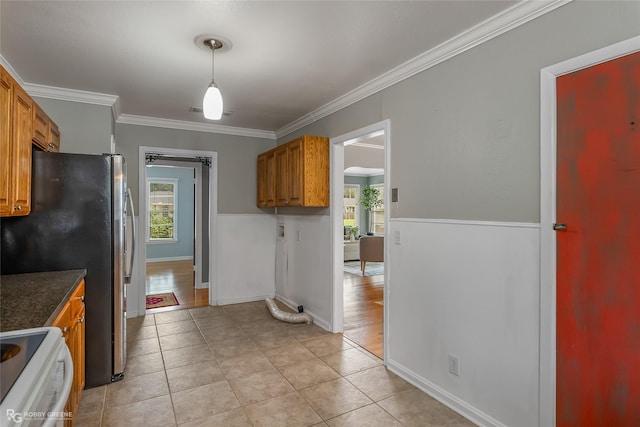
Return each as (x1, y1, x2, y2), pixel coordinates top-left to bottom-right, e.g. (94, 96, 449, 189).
(371, 184, 384, 235)
(148, 178, 178, 241)
(343, 184, 360, 231)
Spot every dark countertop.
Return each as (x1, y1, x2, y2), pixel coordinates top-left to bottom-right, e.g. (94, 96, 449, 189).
(0, 269, 86, 332)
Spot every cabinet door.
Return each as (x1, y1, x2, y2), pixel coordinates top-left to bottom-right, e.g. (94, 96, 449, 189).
(69, 304, 85, 415)
(287, 139, 303, 206)
(70, 280, 85, 406)
(48, 121, 60, 152)
(0, 69, 12, 216)
(265, 151, 276, 206)
(77, 304, 85, 395)
(11, 84, 32, 215)
(275, 146, 289, 206)
(257, 152, 268, 207)
(257, 151, 276, 207)
(32, 103, 49, 150)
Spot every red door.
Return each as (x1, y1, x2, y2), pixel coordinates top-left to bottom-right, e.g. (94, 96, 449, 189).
(556, 51, 640, 426)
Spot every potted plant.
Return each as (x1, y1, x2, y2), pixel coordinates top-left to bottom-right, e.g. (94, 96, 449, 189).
(349, 226, 359, 241)
(359, 185, 382, 235)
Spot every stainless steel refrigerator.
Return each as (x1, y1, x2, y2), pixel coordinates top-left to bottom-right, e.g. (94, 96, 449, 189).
(1, 151, 135, 388)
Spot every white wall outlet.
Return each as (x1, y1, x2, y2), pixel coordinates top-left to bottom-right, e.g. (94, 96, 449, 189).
(394, 229, 401, 245)
(448, 354, 459, 376)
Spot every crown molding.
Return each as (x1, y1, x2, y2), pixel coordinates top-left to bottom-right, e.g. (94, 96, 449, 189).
(275, 0, 572, 139)
(117, 114, 276, 140)
(24, 83, 121, 122)
(24, 83, 119, 107)
(0, 56, 25, 86)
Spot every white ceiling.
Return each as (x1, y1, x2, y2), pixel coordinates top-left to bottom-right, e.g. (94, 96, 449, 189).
(1, 1, 519, 133)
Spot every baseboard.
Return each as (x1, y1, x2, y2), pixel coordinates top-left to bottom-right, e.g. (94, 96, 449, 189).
(275, 293, 331, 332)
(146, 256, 193, 263)
(195, 281, 208, 290)
(386, 358, 507, 427)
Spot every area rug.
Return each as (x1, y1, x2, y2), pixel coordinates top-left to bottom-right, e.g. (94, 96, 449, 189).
(146, 292, 179, 309)
(344, 261, 384, 277)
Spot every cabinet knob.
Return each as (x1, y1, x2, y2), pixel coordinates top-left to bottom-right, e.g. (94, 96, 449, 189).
(15, 205, 22, 211)
(48, 143, 55, 149)
(62, 326, 69, 334)
(78, 316, 85, 323)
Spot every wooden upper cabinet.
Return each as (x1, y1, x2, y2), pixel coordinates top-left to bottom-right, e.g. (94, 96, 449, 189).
(33, 103, 59, 152)
(256, 135, 329, 208)
(0, 68, 12, 216)
(274, 145, 289, 206)
(257, 150, 275, 207)
(48, 121, 60, 152)
(287, 138, 303, 206)
(257, 152, 268, 206)
(10, 82, 33, 216)
(1, 65, 60, 217)
(33, 103, 49, 149)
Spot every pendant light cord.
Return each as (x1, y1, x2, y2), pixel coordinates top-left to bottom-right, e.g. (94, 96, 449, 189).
(210, 41, 216, 83)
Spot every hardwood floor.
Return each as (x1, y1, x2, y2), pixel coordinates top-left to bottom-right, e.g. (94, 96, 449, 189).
(145, 260, 208, 314)
(343, 265, 384, 359)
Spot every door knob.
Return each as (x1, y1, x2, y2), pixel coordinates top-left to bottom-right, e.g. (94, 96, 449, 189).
(553, 223, 567, 231)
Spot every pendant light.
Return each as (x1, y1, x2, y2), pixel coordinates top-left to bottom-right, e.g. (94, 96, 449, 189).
(203, 39, 223, 120)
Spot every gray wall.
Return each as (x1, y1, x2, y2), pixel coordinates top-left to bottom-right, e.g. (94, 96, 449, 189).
(115, 123, 275, 213)
(279, 0, 640, 223)
(33, 97, 113, 155)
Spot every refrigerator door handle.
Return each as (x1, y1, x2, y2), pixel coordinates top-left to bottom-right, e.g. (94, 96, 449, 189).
(125, 188, 136, 284)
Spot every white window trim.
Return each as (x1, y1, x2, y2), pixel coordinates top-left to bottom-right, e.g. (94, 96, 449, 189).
(146, 177, 179, 243)
(343, 184, 360, 232)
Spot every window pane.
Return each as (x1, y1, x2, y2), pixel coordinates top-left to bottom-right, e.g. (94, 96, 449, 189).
(149, 181, 176, 239)
(372, 185, 384, 235)
(343, 185, 359, 230)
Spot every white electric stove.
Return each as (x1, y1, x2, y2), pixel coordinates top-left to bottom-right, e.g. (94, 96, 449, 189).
(0, 327, 72, 427)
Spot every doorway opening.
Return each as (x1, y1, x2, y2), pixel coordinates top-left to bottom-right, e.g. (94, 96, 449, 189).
(144, 163, 207, 313)
(137, 147, 218, 316)
(331, 120, 390, 361)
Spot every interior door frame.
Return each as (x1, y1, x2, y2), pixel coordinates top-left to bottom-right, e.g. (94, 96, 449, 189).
(137, 146, 219, 316)
(539, 35, 640, 426)
(330, 119, 390, 362)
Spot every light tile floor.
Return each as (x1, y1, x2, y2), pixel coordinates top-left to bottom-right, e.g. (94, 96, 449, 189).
(74, 301, 475, 426)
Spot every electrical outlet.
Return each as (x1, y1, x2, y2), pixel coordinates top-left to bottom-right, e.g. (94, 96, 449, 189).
(394, 230, 401, 245)
(448, 354, 459, 376)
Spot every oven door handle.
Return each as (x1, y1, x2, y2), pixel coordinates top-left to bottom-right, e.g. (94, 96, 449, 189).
(41, 344, 73, 427)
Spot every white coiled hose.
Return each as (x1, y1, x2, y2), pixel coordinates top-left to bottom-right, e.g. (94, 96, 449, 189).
(265, 298, 313, 324)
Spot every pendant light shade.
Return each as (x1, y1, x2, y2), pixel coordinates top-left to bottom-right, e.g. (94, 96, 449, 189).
(203, 82, 223, 120)
(202, 38, 223, 120)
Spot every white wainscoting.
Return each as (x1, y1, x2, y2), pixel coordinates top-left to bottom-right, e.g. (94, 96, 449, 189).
(386, 218, 540, 427)
(216, 214, 277, 305)
(275, 214, 333, 331)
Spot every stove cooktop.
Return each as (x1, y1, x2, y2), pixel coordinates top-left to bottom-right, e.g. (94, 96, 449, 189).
(0, 331, 47, 402)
